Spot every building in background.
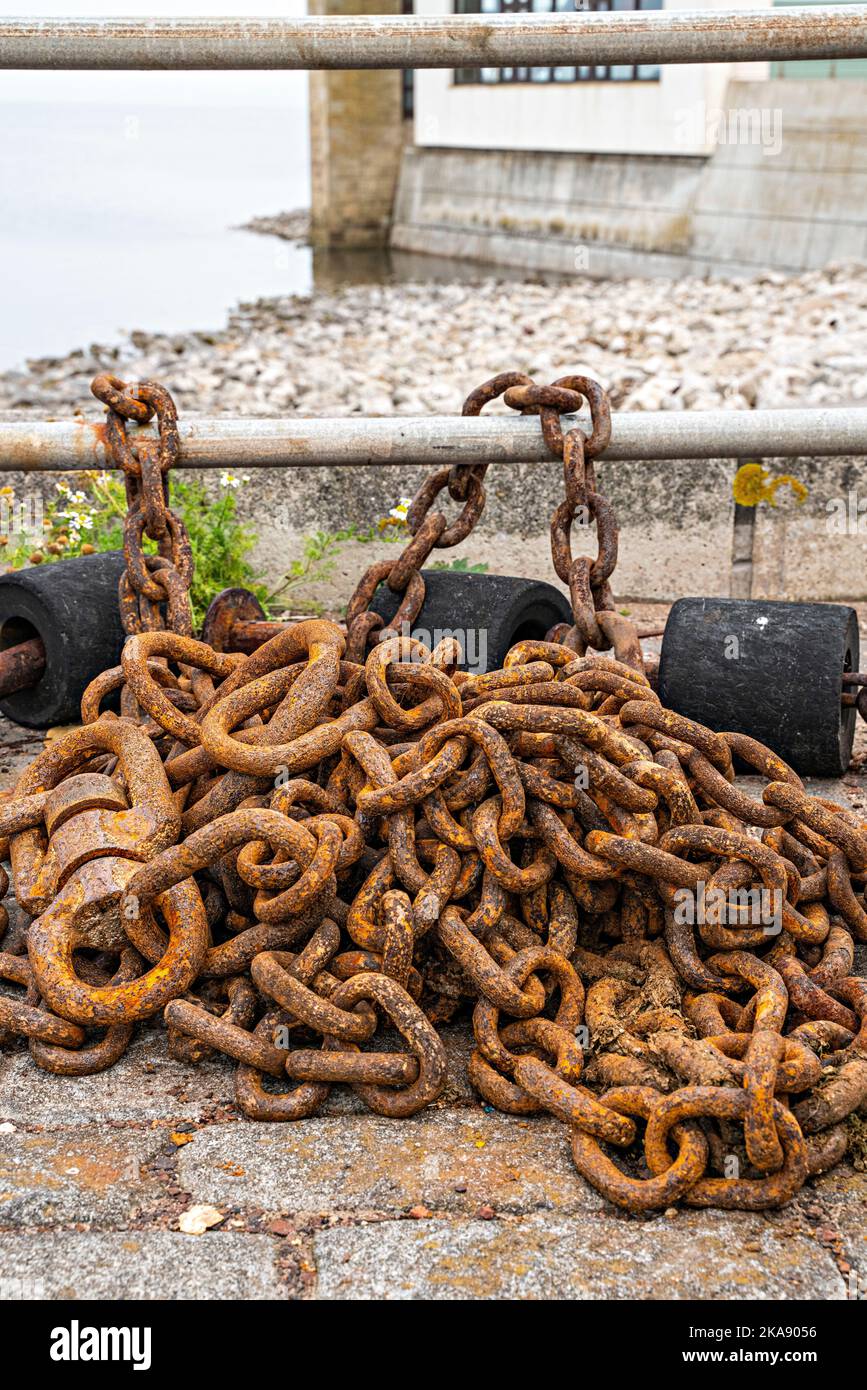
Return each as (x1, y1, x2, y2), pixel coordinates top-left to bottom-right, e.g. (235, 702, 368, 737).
(388, 0, 867, 274)
(307, 0, 867, 272)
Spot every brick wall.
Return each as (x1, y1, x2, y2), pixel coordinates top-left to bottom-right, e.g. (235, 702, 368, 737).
(308, 0, 405, 249)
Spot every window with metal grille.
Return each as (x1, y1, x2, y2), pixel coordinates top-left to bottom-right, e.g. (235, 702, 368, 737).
(454, 0, 662, 84)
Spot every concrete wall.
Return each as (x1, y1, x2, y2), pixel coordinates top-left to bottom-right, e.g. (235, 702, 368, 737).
(749, 458, 867, 603)
(392, 79, 867, 276)
(1, 448, 863, 615)
(207, 452, 866, 612)
(237, 455, 737, 612)
(689, 79, 867, 272)
(308, 0, 404, 249)
(392, 145, 705, 277)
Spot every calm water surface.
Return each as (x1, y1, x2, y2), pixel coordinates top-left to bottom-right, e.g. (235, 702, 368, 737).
(0, 100, 312, 371)
(0, 95, 569, 375)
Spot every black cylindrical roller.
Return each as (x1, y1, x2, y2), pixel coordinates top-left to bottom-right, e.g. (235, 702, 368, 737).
(658, 597, 859, 778)
(0, 551, 126, 728)
(369, 570, 572, 674)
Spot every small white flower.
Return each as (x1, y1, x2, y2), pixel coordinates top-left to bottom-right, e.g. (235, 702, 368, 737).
(220, 470, 241, 489)
(61, 508, 93, 531)
(389, 496, 412, 522)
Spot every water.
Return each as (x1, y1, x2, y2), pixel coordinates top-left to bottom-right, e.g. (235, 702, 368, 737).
(0, 90, 562, 376)
(0, 99, 313, 371)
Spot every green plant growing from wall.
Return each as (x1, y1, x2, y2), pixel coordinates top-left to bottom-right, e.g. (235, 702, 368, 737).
(0, 470, 268, 630)
(0, 482, 489, 628)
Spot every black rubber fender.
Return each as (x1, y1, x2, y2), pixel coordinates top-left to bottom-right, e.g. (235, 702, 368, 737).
(369, 570, 572, 674)
(0, 551, 127, 728)
(658, 597, 858, 778)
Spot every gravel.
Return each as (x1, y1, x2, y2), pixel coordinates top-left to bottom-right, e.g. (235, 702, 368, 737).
(2, 263, 866, 419)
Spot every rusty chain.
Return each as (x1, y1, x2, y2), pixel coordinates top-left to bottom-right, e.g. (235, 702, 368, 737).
(505, 372, 645, 670)
(91, 373, 194, 639)
(344, 371, 536, 662)
(0, 371, 864, 1214)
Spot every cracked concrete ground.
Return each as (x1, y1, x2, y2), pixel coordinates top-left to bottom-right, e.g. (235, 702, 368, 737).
(0, 714, 865, 1302)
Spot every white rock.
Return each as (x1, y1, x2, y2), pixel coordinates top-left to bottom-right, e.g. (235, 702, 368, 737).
(178, 1204, 225, 1235)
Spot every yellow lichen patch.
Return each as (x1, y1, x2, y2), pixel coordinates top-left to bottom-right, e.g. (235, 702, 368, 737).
(766, 473, 808, 505)
(732, 462, 808, 508)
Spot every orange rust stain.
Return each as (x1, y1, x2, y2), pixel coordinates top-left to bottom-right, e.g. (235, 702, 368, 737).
(75, 418, 111, 467)
(48, 1148, 126, 1192)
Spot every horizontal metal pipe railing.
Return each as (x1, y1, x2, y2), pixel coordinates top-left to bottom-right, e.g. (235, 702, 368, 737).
(1, 407, 865, 471)
(2, 8, 866, 70)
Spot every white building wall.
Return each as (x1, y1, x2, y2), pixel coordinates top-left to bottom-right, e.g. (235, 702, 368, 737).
(414, 0, 771, 157)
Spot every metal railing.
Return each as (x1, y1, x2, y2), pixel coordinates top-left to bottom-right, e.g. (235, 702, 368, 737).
(2, 8, 866, 70)
(3, 407, 865, 472)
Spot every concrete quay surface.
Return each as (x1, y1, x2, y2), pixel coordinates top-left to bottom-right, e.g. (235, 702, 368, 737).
(0, 715, 864, 1302)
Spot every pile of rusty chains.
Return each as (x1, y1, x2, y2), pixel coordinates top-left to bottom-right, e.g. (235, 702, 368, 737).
(0, 372, 865, 1215)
